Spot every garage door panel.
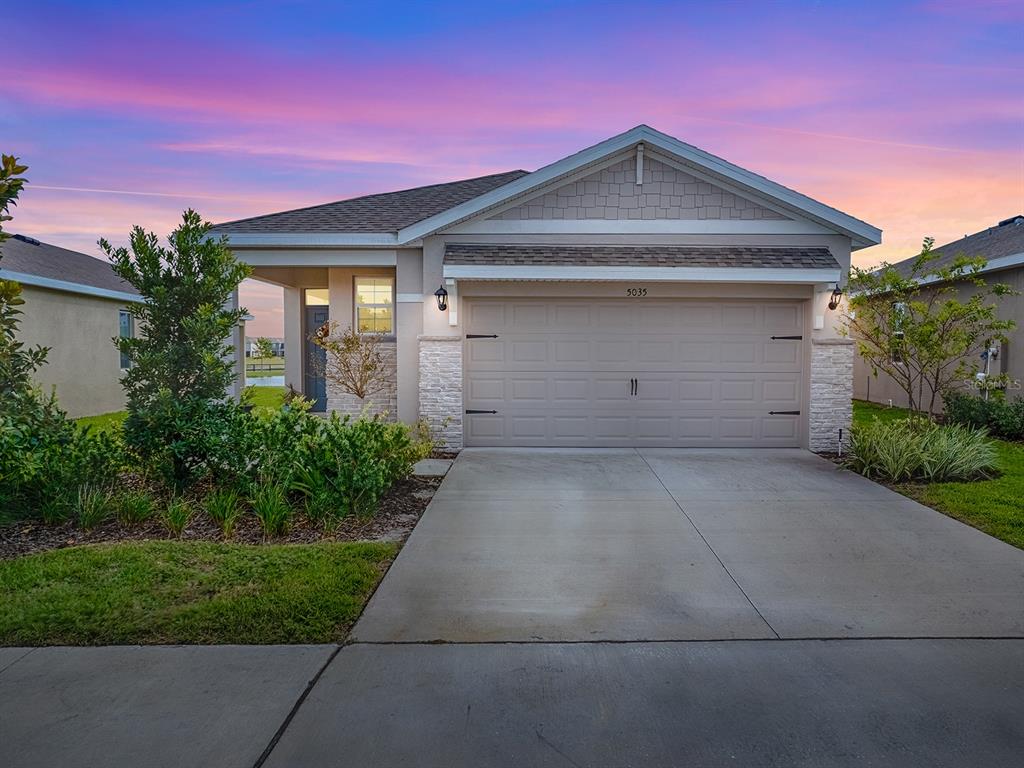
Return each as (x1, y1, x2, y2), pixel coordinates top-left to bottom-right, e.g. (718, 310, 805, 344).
(463, 298, 805, 447)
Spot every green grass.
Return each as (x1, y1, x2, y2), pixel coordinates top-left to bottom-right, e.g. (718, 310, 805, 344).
(245, 385, 287, 411)
(853, 399, 1024, 549)
(0, 540, 397, 645)
(75, 411, 127, 433)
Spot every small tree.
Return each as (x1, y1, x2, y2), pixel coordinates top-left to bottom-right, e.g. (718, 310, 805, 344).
(254, 336, 275, 360)
(312, 322, 391, 401)
(844, 237, 1017, 416)
(101, 210, 252, 487)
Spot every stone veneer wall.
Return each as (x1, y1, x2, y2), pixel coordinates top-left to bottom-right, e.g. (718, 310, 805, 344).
(493, 156, 786, 222)
(325, 341, 398, 420)
(418, 336, 462, 449)
(809, 338, 854, 453)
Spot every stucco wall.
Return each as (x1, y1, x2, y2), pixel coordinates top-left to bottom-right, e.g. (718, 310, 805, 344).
(17, 285, 130, 418)
(492, 155, 787, 222)
(853, 265, 1024, 410)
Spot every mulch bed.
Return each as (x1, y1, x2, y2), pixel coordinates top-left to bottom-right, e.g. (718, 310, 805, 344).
(0, 476, 442, 561)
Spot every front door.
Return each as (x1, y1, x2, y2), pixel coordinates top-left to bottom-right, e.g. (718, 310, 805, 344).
(304, 305, 329, 411)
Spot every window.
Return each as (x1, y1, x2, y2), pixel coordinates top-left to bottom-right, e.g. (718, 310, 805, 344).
(305, 288, 329, 306)
(354, 277, 393, 334)
(118, 309, 134, 369)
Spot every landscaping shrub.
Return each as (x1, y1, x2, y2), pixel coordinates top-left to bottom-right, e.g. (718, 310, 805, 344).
(944, 391, 1024, 441)
(291, 414, 432, 517)
(116, 489, 156, 527)
(847, 417, 997, 482)
(204, 487, 243, 539)
(76, 485, 114, 531)
(249, 481, 291, 539)
(162, 497, 194, 538)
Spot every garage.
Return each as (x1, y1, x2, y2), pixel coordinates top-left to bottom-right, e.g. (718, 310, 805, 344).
(463, 297, 806, 447)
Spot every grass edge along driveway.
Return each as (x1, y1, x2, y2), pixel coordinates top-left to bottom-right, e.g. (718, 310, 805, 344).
(0, 540, 396, 646)
(853, 400, 1024, 550)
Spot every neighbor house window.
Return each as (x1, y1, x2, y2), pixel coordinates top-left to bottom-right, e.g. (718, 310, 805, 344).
(118, 309, 134, 369)
(354, 277, 394, 334)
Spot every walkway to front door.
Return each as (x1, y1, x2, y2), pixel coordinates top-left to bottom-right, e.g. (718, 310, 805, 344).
(353, 448, 1024, 642)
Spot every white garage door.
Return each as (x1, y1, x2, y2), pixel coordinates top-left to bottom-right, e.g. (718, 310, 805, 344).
(463, 298, 805, 447)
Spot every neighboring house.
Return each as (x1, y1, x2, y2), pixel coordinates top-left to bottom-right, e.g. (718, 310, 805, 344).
(244, 336, 285, 358)
(0, 234, 143, 417)
(853, 215, 1024, 410)
(211, 125, 881, 450)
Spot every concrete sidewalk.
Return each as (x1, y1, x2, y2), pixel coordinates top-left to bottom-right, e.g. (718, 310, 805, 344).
(2, 640, 1023, 767)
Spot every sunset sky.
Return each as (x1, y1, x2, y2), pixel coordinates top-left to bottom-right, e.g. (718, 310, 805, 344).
(4, 0, 1022, 336)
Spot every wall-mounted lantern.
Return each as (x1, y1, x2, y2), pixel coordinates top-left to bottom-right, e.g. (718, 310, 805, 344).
(827, 286, 843, 311)
(434, 284, 449, 311)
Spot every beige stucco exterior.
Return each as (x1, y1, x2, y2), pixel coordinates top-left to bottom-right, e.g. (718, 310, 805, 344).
(17, 284, 132, 418)
(228, 133, 877, 449)
(853, 265, 1024, 410)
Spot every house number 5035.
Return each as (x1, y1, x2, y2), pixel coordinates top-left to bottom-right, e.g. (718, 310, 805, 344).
(626, 288, 647, 297)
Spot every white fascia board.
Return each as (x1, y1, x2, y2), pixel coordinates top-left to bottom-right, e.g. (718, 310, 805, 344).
(400, 124, 882, 247)
(219, 232, 398, 247)
(234, 249, 398, 267)
(442, 264, 841, 284)
(916, 251, 1024, 287)
(447, 218, 836, 236)
(0, 269, 144, 303)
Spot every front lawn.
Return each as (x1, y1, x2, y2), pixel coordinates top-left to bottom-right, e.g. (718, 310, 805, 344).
(245, 385, 287, 411)
(75, 410, 127, 433)
(853, 400, 1024, 549)
(0, 540, 395, 645)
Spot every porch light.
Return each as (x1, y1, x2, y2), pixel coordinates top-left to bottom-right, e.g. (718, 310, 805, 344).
(434, 284, 449, 311)
(827, 286, 843, 311)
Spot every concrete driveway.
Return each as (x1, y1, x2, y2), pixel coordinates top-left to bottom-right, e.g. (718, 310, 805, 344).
(354, 448, 1024, 642)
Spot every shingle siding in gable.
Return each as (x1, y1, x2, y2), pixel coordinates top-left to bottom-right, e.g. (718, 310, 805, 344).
(491, 156, 787, 222)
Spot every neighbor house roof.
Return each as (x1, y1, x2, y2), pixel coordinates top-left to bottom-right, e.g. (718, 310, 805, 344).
(211, 171, 528, 234)
(444, 244, 840, 270)
(891, 215, 1024, 280)
(211, 125, 882, 250)
(0, 234, 142, 302)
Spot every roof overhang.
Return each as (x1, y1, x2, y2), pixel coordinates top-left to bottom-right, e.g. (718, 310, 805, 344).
(442, 264, 840, 284)
(0, 269, 144, 303)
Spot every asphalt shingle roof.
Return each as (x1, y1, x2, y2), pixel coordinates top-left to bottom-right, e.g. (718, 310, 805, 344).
(444, 244, 840, 270)
(0, 234, 140, 296)
(890, 216, 1024, 278)
(211, 171, 529, 234)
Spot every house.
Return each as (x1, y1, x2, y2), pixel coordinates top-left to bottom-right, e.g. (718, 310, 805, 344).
(0, 234, 143, 417)
(853, 215, 1024, 410)
(244, 336, 285, 358)
(212, 125, 881, 450)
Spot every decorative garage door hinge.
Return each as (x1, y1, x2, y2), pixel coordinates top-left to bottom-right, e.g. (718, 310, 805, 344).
(466, 334, 499, 339)
(465, 409, 498, 414)
(769, 410, 801, 416)
(770, 335, 803, 340)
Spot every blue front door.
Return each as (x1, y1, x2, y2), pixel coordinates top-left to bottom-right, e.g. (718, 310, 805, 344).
(304, 305, 329, 411)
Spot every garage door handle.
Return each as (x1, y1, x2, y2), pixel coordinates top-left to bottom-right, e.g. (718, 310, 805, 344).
(769, 410, 801, 415)
(770, 335, 803, 340)
(466, 334, 499, 339)
(465, 409, 498, 414)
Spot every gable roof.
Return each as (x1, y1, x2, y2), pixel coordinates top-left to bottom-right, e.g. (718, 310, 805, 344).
(211, 171, 528, 235)
(891, 215, 1024, 279)
(213, 125, 882, 249)
(0, 234, 141, 302)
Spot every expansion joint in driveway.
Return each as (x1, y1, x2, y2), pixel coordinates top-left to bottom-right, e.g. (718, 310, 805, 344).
(635, 449, 781, 640)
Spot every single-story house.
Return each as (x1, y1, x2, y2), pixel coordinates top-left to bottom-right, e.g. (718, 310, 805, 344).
(244, 336, 285, 358)
(853, 215, 1024, 410)
(212, 125, 881, 450)
(0, 234, 143, 417)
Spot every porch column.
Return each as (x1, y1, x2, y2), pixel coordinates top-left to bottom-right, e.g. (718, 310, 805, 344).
(283, 286, 303, 394)
(396, 250, 424, 424)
